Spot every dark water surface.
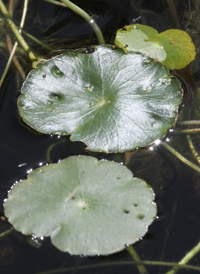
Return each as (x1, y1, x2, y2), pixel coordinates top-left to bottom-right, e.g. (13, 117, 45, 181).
(0, 0, 200, 273)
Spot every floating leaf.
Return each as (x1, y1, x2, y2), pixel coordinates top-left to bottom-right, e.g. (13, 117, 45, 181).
(115, 24, 196, 69)
(18, 45, 182, 153)
(4, 156, 156, 256)
(115, 24, 167, 61)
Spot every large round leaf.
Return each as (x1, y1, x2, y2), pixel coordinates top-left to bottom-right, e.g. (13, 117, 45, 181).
(4, 156, 156, 256)
(18, 45, 182, 153)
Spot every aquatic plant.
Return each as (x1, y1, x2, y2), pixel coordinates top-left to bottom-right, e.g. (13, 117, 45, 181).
(0, 1, 200, 274)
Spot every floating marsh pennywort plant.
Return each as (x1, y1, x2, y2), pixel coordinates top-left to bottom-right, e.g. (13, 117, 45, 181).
(1, 0, 200, 273)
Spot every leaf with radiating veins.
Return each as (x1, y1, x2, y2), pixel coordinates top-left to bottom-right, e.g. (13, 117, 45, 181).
(4, 156, 157, 256)
(18, 45, 182, 153)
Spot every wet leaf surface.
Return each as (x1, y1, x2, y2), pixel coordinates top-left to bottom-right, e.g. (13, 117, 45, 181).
(4, 156, 156, 256)
(18, 45, 182, 153)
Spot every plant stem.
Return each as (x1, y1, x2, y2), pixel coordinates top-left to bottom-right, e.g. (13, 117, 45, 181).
(60, 0, 105, 45)
(0, 228, 13, 238)
(43, 0, 67, 7)
(160, 141, 200, 174)
(0, 0, 40, 67)
(186, 135, 200, 164)
(46, 138, 66, 163)
(171, 128, 200, 135)
(126, 245, 147, 274)
(5, 0, 28, 81)
(177, 120, 200, 126)
(22, 30, 54, 51)
(35, 260, 200, 274)
(165, 241, 200, 274)
(166, 0, 180, 28)
(0, 41, 19, 87)
(19, 0, 28, 31)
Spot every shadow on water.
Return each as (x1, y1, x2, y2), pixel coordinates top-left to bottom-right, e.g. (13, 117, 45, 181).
(0, 0, 200, 273)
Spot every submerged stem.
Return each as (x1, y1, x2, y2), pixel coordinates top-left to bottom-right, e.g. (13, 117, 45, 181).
(160, 141, 200, 174)
(171, 128, 200, 135)
(60, 0, 105, 45)
(165, 241, 200, 274)
(0, 228, 13, 238)
(186, 135, 200, 164)
(22, 30, 54, 51)
(35, 260, 200, 274)
(46, 137, 66, 163)
(177, 120, 200, 126)
(126, 245, 147, 274)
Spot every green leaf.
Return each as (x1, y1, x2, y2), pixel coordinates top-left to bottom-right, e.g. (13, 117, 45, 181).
(115, 24, 196, 69)
(18, 45, 182, 153)
(115, 24, 167, 61)
(4, 156, 156, 256)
